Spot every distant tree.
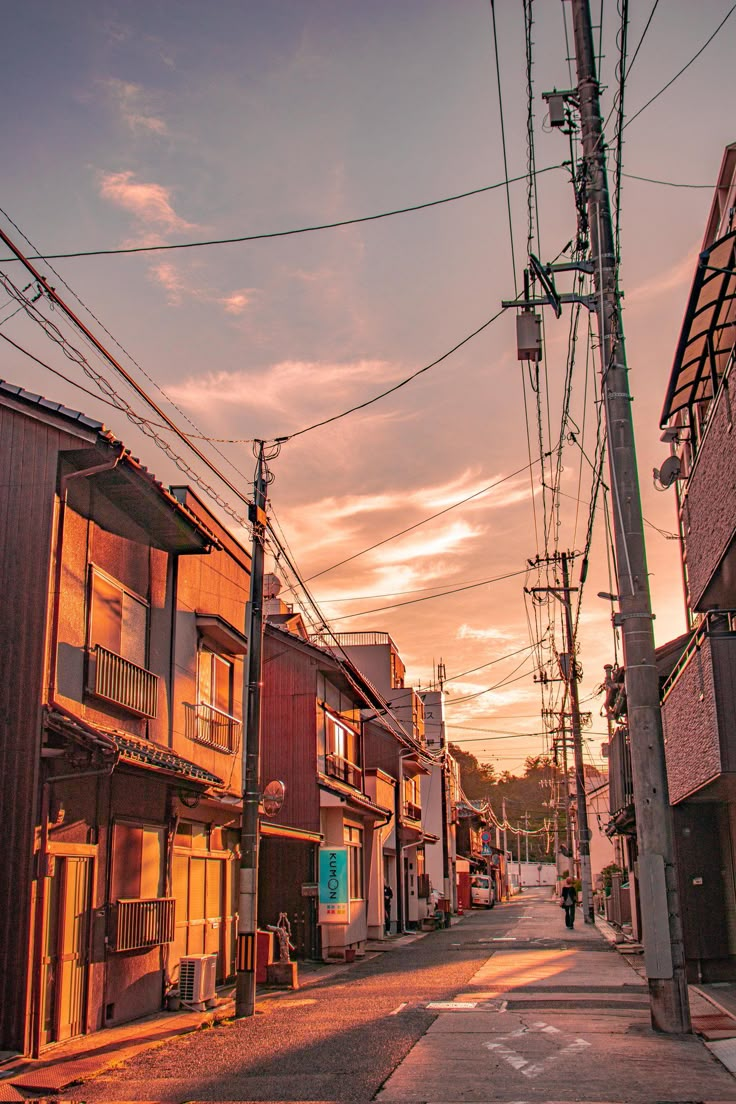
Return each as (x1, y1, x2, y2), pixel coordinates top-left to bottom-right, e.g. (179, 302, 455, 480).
(448, 743, 496, 801)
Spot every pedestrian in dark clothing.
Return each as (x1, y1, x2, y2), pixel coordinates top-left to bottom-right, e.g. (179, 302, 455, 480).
(560, 876, 577, 928)
(384, 884, 393, 934)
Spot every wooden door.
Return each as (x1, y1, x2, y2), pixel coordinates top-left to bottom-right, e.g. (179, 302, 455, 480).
(41, 856, 91, 1045)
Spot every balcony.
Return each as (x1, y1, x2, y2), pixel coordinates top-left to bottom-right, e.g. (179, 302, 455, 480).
(608, 725, 634, 829)
(185, 702, 241, 754)
(661, 614, 736, 803)
(89, 645, 158, 717)
(677, 358, 736, 610)
(325, 752, 362, 790)
(402, 800, 422, 823)
(111, 897, 175, 952)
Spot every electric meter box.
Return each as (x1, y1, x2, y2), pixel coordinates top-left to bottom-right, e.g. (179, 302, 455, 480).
(516, 312, 542, 361)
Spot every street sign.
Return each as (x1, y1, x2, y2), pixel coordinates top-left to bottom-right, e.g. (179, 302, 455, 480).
(318, 847, 350, 924)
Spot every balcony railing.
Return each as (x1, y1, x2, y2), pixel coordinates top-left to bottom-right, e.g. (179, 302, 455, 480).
(325, 752, 361, 789)
(608, 725, 633, 820)
(112, 897, 175, 952)
(402, 800, 422, 822)
(186, 701, 241, 754)
(90, 645, 158, 717)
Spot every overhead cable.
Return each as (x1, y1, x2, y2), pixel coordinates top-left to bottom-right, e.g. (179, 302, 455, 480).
(0, 166, 566, 264)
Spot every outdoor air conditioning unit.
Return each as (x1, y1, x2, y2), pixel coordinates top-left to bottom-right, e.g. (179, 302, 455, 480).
(179, 953, 217, 1009)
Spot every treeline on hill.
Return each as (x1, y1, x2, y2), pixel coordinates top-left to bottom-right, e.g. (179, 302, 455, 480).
(449, 744, 565, 864)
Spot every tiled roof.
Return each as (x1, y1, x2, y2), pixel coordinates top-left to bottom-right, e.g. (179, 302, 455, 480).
(45, 708, 223, 786)
(109, 730, 223, 786)
(0, 379, 105, 433)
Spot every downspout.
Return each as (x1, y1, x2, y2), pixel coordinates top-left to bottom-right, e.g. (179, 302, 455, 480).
(30, 451, 122, 1057)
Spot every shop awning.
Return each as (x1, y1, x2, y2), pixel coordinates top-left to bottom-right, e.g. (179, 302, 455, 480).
(260, 823, 323, 843)
(661, 229, 736, 426)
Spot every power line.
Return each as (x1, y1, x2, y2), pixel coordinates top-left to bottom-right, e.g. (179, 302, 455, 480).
(305, 452, 550, 584)
(326, 568, 530, 624)
(280, 308, 506, 441)
(624, 3, 736, 130)
(621, 171, 715, 190)
(0, 166, 565, 264)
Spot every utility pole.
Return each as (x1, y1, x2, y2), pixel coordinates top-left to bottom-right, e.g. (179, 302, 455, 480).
(523, 811, 530, 864)
(531, 552, 593, 923)
(235, 440, 276, 1017)
(569, 0, 690, 1032)
(502, 797, 509, 900)
(559, 552, 593, 924)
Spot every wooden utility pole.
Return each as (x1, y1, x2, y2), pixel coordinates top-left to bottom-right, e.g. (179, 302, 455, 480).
(235, 441, 271, 1017)
(570, 0, 690, 1032)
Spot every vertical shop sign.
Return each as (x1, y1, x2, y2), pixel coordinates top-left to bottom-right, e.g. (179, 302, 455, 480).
(319, 847, 350, 924)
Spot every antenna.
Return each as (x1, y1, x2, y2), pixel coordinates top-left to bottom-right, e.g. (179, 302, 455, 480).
(529, 254, 562, 318)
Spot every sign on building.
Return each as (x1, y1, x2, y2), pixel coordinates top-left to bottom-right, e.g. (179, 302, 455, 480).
(318, 847, 350, 924)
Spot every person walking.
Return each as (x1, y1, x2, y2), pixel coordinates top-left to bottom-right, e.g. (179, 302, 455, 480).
(384, 883, 393, 934)
(560, 876, 578, 929)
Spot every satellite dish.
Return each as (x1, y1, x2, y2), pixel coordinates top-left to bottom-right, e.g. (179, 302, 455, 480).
(261, 779, 285, 817)
(263, 573, 283, 599)
(654, 455, 682, 489)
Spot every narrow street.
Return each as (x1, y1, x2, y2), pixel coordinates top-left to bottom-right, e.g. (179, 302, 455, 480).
(67, 892, 736, 1104)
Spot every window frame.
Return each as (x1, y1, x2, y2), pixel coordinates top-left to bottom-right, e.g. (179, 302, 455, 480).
(344, 822, 364, 901)
(88, 565, 149, 669)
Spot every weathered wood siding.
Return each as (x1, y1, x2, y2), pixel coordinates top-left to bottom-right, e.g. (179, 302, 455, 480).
(0, 402, 93, 1051)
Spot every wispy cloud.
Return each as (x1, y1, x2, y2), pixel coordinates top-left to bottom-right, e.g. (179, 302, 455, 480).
(457, 624, 520, 643)
(627, 250, 695, 305)
(168, 359, 395, 414)
(148, 262, 187, 306)
(99, 171, 195, 232)
(102, 78, 168, 136)
(220, 291, 251, 315)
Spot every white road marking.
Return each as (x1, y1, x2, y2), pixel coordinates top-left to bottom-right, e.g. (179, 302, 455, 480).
(483, 1019, 591, 1080)
(389, 1002, 407, 1015)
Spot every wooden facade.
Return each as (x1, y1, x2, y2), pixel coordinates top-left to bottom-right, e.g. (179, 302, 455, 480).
(0, 384, 250, 1055)
(259, 622, 392, 960)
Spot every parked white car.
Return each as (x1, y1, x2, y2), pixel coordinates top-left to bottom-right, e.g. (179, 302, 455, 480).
(470, 874, 495, 909)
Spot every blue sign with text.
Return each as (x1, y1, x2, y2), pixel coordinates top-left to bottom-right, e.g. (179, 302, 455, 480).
(318, 847, 350, 924)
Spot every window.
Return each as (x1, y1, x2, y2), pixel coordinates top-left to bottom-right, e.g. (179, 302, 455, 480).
(344, 824, 364, 900)
(191, 648, 238, 752)
(403, 775, 421, 820)
(89, 568, 148, 667)
(324, 710, 361, 787)
(198, 649, 233, 714)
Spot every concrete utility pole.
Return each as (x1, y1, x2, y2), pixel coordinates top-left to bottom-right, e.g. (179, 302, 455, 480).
(570, 0, 690, 1031)
(235, 441, 272, 1018)
(531, 552, 593, 923)
(559, 552, 593, 923)
(502, 797, 509, 899)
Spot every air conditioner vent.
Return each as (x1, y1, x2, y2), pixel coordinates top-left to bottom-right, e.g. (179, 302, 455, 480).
(179, 953, 217, 1008)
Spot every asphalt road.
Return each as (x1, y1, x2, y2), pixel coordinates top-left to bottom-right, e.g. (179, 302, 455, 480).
(76, 903, 512, 1103)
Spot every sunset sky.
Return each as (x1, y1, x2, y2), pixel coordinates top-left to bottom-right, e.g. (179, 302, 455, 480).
(1, 0, 734, 774)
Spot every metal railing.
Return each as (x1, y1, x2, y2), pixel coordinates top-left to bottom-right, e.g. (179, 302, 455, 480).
(112, 897, 175, 952)
(187, 701, 241, 753)
(91, 645, 159, 717)
(312, 630, 395, 648)
(402, 800, 422, 822)
(325, 752, 361, 789)
(608, 725, 633, 817)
